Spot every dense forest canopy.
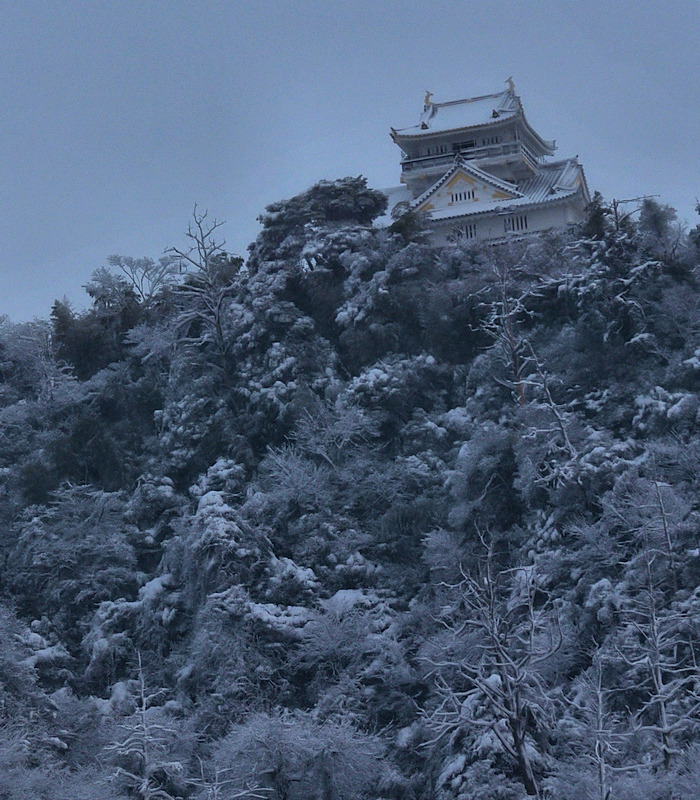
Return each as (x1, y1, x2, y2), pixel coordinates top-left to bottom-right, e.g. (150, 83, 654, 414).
(0, 181, 699, 799)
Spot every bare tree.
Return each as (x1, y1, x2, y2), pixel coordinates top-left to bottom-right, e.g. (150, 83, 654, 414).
(108, 653, 184, 800)
(166, 207, 242, 372)
(480, 259, 534, 406)
(425, 540, 561, 797)
(578, 663, 616, 800)
(192, 756, 270, 800)
(515, 343, 582, 491)
(521, 344, 578, 462)
(616, 576, 700, 771)
(561, 654, 646, 800)
(107, 254, 179, 306)
(290, 398, 379, 471)
(202, 712, 385, 800)
(0, 317, 76, 403)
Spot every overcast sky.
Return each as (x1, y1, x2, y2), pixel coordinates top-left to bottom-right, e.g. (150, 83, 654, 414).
(2, 0, 698, 320)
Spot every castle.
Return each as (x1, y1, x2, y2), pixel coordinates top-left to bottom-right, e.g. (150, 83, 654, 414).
(385, 80, 590, 243)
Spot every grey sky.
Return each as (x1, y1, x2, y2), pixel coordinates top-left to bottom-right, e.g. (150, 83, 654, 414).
(2, 0, 698, 321)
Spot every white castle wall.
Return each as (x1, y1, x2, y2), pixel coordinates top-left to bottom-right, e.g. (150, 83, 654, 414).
(429, 199, 584, 246)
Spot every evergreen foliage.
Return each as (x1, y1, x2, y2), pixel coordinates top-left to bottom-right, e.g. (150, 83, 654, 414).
(0, 177, 699, 798)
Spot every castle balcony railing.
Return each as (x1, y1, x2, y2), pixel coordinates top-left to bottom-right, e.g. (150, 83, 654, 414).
(401, 142, 541, 173)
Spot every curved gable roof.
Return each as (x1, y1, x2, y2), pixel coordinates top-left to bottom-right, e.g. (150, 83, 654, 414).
(410, 157, 523, 212)
(424, 159, 588, 222)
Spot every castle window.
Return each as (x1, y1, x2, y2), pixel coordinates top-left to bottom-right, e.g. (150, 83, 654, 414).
(453, 223, 477, 240)
(452, 139, 476, 153)
(450, 189, 475, 203)
(481, 135, 500, 145)
(504, 214, 528, 233)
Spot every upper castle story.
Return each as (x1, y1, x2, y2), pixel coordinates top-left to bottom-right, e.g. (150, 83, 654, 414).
(391, 79, 556, 197)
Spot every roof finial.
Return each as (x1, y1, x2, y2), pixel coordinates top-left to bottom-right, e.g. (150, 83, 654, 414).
(424, 90, 433, 109)
(506, 76, 515, 93)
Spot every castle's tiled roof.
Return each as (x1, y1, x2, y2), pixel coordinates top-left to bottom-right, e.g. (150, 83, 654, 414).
(398, 90, 520, 136)
(392, 86, 556, 155)
(374, 184, 412, 227)
(516, 159, 587, 204)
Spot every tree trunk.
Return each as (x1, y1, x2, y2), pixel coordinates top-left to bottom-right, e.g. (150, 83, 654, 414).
(511, 718, 540, 797)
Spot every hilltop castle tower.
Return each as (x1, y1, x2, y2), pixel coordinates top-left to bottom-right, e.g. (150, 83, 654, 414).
(387, 80, 590, 243)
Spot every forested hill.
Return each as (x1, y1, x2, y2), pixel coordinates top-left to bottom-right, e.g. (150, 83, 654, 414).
(0, 179, 699, 799)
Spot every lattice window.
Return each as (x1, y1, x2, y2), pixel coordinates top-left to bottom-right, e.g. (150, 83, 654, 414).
(451, 189, 475, 203)
(453, 223, 478, 240)
(504, 214, 528, 233)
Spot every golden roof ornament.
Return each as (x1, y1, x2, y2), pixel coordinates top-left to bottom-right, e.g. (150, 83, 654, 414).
(506, 76, 515, 92)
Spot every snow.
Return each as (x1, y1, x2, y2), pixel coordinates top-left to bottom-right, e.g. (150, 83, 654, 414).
(395, 722, 420, 750)
(138, 573, 173, 603)
(190, 458, 245, 499)
(438, 754, 467, 787)
(667, 394, 699, 423)
(333, 551, 381, 583)
(245, 602, 314, 639)
(196, 490, 228, 513)
(321, 589, 395, 635)
(268, 555, 319, 591)
(633, 386, 697, 431)
(483, 672, 503, 690)
(682, 348, 700, 370)
(23, 642, 71, 668)
(398, 91, 519, 136)
(439, 407, 472, 435)
(45, 736, 68, 751)
(323, 588, 373, 617)
(374, 184, 412, 227)
(427, 183, 578, 221)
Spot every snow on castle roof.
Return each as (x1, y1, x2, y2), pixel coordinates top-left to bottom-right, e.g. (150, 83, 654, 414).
(394, 89, 520, 137)
(374, 184, 413, 227)
(391, 84, 556, 154)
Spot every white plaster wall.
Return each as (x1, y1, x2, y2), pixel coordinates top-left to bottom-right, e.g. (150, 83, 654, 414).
(429, 200, 584, 246)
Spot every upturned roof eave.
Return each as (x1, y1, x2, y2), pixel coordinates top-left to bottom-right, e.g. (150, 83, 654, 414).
(519, 110, 556, 154)
(577, 162, 592, 205)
